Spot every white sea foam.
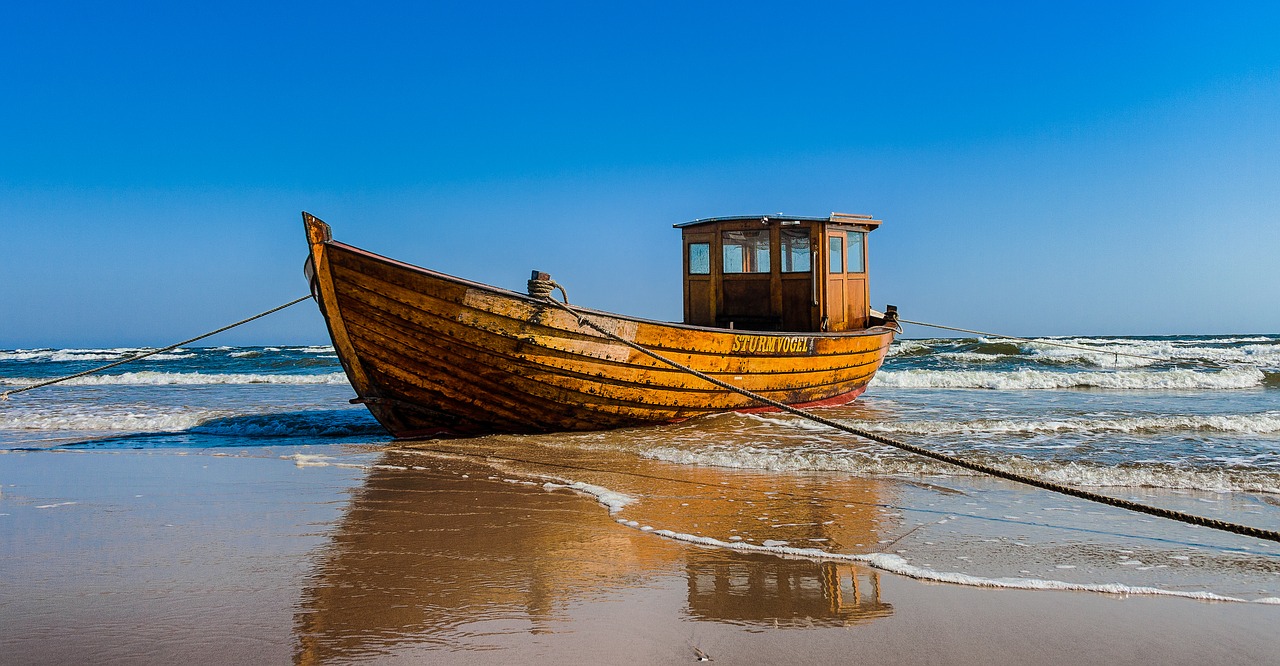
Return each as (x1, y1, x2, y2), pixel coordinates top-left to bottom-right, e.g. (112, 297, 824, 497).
(0, 371, 350, 386)
(886, 335, 1280, 369)
(0, 348, 192, 362)
(850, 412, 1280, 437)
(35, 501, 78, 509)
(285, 453, 368, 470)
(0, 407, 223, 432)
(1, 404, 376, 437)
(871, 367, 1265, 390)
(998, 459, 1280, 495)
(545, 481, 634, 513)
(639, 445, 1280, 494)
(639, 530, 1277, 603)
(1025, 339, 1280, 369)
(0, 350, 120, 362)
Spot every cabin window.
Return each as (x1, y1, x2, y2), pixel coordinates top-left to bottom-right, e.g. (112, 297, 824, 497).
(848, 232, 865, 273)
(780, 228, 811, 272)
(722, 230, 770, 273)
(688, 242, 710, 274)
(829, 236, 844, 273)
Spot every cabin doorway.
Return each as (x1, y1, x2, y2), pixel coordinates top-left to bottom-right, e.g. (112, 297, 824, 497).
(779, 225, 817, 331)
(824, 231, 847, 330)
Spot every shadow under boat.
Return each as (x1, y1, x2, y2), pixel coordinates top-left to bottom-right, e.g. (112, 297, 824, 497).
(293, 449, 896, 663)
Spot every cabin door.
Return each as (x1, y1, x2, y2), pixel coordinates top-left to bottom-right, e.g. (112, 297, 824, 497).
(779, 225, 817, 331)
(824, 231, 849, 331)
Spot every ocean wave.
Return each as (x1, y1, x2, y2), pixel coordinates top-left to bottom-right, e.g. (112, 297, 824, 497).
(1, 406, 380, 438)
(887, 341, 935, 357)
(0, 408, 219, 432)
(1, 350, 124, 362)
(0, 347, 194, 362)
(1027, 341, 1280, 369)
(639, 445, 1280, 494)
(888, 335, 1280, 370)
(853, 412, 1280, 437)
(968, 341, 1024, 356)
(0, 371, 351, 387)
(870, 367, 1265, 390)
(191, 411, 382, 438)
(998, 459, 1280, 495)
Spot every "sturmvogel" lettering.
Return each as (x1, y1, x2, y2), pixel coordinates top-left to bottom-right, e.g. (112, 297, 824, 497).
(730, 335, 815, 354)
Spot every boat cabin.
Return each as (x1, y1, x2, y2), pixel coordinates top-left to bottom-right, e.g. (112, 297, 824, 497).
(676, 213, 882, 332)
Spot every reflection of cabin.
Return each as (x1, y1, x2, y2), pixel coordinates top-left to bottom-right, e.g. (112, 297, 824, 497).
(686, 559, 893, 626)
(676, 213, 881, 332)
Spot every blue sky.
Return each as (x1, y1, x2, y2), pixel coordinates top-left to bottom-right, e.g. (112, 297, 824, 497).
(3, 1, 1278, 347)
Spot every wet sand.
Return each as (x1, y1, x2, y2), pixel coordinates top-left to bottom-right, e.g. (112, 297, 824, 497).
(1, 444, 1276, 665)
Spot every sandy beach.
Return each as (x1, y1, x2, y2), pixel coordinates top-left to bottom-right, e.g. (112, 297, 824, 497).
(2, 442, 1275, 665)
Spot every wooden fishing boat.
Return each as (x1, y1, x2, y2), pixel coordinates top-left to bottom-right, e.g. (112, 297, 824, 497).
(304, 211, 898, 438)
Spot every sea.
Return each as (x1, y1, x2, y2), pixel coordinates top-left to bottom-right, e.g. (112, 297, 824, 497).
(3, 334, 1279, 629)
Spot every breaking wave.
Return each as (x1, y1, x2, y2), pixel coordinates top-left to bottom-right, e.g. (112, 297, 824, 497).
(851, 412, 1280, 437)
(0, 408, 219, 432)
(871, 367, 1265, 390)
(639, 445, 1280, 494)
(0, 371, 350, 386)
(1, 406, 381, 439)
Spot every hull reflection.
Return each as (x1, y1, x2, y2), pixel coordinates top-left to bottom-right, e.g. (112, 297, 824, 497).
(294, 450, 895, 662)
(687, 555, 891, 626)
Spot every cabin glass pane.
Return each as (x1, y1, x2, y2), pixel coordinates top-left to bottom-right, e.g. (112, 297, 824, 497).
(780, 228, 811, 273)
(848, 232, 865, 273)
(722, 230, 770, 273)
(829, 236, 844, 273)
(688, 242, 710, 274)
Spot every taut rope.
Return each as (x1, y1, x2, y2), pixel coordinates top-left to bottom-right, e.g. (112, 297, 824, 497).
(526, 278, 1280, 544)
(1, 295, 312, 400)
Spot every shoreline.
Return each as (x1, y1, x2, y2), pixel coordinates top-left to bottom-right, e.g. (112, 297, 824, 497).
(2, 444, 1277, 664)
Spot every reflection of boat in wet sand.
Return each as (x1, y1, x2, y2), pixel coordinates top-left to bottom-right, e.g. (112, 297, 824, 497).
(687, 557, 891, 626)
(303, 212, 897, 437)
(293, 452, 680, 663)
(294, 450, 897, 662)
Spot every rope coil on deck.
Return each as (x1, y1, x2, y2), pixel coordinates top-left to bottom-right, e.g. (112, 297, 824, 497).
(527, 273, 570, 304)
(535, 292, 1280, 544)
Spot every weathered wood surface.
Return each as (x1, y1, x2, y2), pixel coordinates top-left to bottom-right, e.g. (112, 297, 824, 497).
(304, 213, 896, 437)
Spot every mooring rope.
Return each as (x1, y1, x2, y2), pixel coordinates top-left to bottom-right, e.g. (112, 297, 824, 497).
(527, 279, 1279, 544)
(0, 295, 312, 401)
(897, 318, 1172, 364)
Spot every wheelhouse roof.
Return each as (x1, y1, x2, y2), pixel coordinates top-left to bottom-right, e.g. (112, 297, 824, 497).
(674, 212, 881, 229)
